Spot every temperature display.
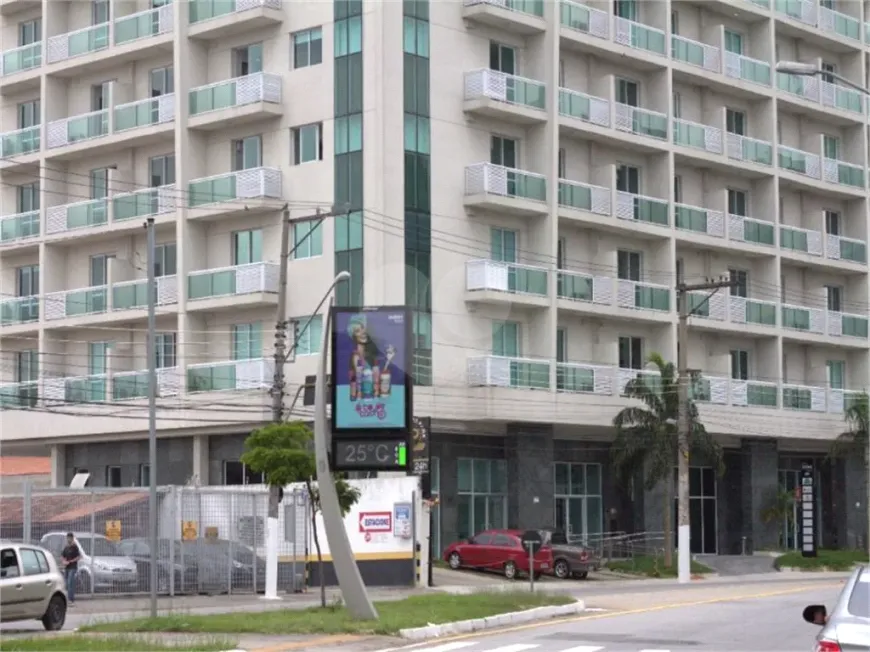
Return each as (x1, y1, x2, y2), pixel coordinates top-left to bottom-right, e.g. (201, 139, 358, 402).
(332, 439, 408, 471)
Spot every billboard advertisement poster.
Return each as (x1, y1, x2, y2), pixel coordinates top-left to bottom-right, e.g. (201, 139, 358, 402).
(331, 306, 412, 432)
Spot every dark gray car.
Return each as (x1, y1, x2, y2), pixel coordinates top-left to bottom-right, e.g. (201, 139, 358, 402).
(803, 564, 869, 652)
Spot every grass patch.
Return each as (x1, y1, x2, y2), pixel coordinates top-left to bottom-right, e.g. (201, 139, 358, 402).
(82, 591, 574, 636)
(776, 548, 869, 571)
(0, 635, 233, 652)
(606, 555, 713, 578)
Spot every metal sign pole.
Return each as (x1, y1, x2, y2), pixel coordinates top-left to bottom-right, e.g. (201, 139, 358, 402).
(528, 543, 534, 593)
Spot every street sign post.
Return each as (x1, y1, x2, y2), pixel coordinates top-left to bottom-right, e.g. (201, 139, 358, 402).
(520, 530, 542, 593)
(800, 461, 817, 558)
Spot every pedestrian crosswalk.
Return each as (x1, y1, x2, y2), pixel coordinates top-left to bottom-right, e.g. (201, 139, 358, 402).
(376, 641, 673, 652)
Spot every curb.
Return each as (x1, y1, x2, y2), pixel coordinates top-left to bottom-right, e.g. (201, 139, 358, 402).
(397, 599, 586, 640)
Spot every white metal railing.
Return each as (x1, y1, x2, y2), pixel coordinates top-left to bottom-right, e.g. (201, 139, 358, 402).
(187, 262, 280, 300)
(692, 293, 778, 326)
(463, 69, 546, 110)
(46, 109, 108, 149)
(189, 72, 282, 115)
(188, 167, 282, 207)
(672, 35, 720, 72)
(674, 202, 725, 238)
(463, 162, 547, 200)
(114, 94, 175, 133)
(47, 22, 110, 64)
(186, 358, 275, 392)
(556, 362, 615, 395)
(465, 259, 548, 296)
(558, 179, 611, 215)
(559, 88, 610, 127)
(673, 118, 722, 154)
(778, 145, 821, 179)
(113, 4, 174, 45)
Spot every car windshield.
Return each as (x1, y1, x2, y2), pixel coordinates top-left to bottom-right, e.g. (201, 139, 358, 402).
(847, 569, 870, 617)
(78, 538, 121, 556)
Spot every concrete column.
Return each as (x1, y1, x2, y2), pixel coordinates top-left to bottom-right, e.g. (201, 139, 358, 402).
(741, 438, 779, 551)
(506, 423, 554, 529)
(192, 435, 209, 485)
(843, 451, 868, 549)
(50, 443, 66, 487)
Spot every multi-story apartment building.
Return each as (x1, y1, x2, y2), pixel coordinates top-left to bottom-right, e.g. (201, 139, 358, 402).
(1, 0, 869, 556)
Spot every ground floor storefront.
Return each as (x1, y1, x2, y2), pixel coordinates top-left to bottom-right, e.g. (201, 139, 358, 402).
(53, 426, 868, 556)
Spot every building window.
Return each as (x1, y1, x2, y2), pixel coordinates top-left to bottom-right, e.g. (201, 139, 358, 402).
(292, 220, 323, 259)
(223, 461, 264, 485)
(232, 135, 262, 171)
(403, 17, 429, 56)
(17, 100, 39, 129)
(403, 115, 430, 154)
(492, 321, 519, 357)
(16, 182, 39, 213)
(92, 0, 110, 24)
(334, 16, 362, 57)
(139, 464, 150, 487)
(335, 249, 363, 306)
(232, 323, 262, 360)
(232, 42, 263, 76)
(292, 123, 323, 164)
(156, 332, 177, 368)
(335, 114, 363, 154)
(293, 27, 322, 68)
(554, 462, 603, 541)
(725, 109, 746, 135)
(294, 316, 323, 356)
(456, 458, 507, 541)
(334, 210, 363, 252)
(18, 18, 41, 46)
(105, 466, 121, 487)
(730, 350, 749, 380)
(150, 154, 175, 186)
(618, 336, 643, 370)
(154, 242, 177, 277)
(232, 229, 263, 265)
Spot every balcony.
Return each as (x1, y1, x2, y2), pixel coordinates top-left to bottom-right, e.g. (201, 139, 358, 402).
(112, 4, 174, 48)
(465, 259, 549, 308)
(775, 0, 862, 44)
(114, 94, 175, 134)
(44, 187, 176, 239)
(44, 374, 109, 405)
(187, 262, 280, 310)
(779, 224, 822, 257)
(673, 119, 722, 155)
(463, 69, 546, 124)
(726, 133, 774, 167)
(46, 23, 109, 66)
(187, 357, 274, 392)
(188, 0, 284, 40)
(45, 198, 109, 235)
(188, 73, 282, 129)
(0, 381, 38, 409)
(728, 214, 775, 247)
(464, 162, 547, 216)
(729, 379, 778, 408)
(113, 185, 177, 222)
(46, 109, 108, 155)
(615, 191, 669, 227)
(674, 203, 725, 238)
(614, 103, 667, 141)
(826, 233, 866, 264)
(0, 296, 38, 326)
(187, 167, 282, 220)
(613, 16, 666, 57)
(689, 293, 778, 328)
(559, 88, 611, 130)
(671, 35, 720, 73)
(559, 1, 666, 62)
(778, 145, 865, 192)
(0, 42, 42, 88)
(468, 355, 550, 390)
(0, 210, 39, 246)
(781, 304, 868, 341)
(558, 179, 612, 218)
(722, 51, 771, 87)
(777, 73, 864, 117)
(112, 367, 181, 400)
(462, 0, 545, 35)
(557, 272, 671, 315)
(111, 276, 179, 311)
(44, 286, 108, 322)
(822, 158, 865, 189)
(43, 275, 180, 323)
(0, 126, 40, 160)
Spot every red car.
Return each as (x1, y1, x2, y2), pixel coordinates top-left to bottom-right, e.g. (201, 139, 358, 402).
(443, 529, 552, 580)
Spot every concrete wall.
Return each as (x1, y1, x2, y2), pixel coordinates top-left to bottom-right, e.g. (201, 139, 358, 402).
(64, 438, 193, 487)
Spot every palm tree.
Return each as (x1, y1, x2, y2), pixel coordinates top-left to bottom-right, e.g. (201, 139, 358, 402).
(611, 352, 723, 567)
(832, 393, 868, 458)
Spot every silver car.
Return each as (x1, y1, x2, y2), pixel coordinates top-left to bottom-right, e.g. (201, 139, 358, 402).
(40, 532, 138, 593)
(803, 564, 870, 652)
(0, 541, 67, 630)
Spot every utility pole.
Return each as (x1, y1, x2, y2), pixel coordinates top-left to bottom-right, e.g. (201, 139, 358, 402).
(676, 273, 736, 584)
(145, 217, 158, 618)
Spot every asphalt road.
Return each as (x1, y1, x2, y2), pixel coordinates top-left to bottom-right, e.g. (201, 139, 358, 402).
(368, 582, 843, 652)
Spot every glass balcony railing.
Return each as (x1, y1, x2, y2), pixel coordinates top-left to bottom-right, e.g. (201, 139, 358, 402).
(466, 260, 548, 296)
(1, 127, 40, 157)
(782, 306, 811, 331)
(464, 69, 546, 110)
(726, 133, 773, 166)
(113, 185, 176, 221)
(558, 88, 610, 128)
(188, 262, 279, 300)
(631, 282, 670, 311)
(65, 375, 107, 404)
(780, 225, 822, 255)
(0, 382, 38, 409)
(557, 272, 593, 302)
(615, 103, 667, 140)
(723, 51, 771, 86)
(46, 24, 110, 64)
(820, 81, 863, 114)
(558, 180, 611, 215)
(46, 111, 108, 149)
(464, 163, 546, 202)
(114, 95, 175, 132)
(671, 35, 719, 72)
(465, 0, 544, 17)
(113, 5, 172, 45)
(842, 315, 868, 338)
(0, 296, 39, 325)
(829, 235, 867, 263)
(823, 159, 865, 188)
(66, 199, 108, 231)
(818, 6, 860, 41)
(673, 119, 722, 153)
(187, 358, 272, 392)
(616, 192, 669, 225)
(189, 0, 281, 23)
(189, 72, 282, 115)
(674, 204, 723, 236)
(745, 299, 777, 326)
(613, 16, 666, 55)
(0, 211, 39, 243)
(1, 43, 42, 75)
(556, 364, 596, 393)
(747, 382, 778, 407)
(64, 288, 108, 317)
(112, 371, 149, 400)
(778, 146, 820, 179)
(187, 167, 282, 207)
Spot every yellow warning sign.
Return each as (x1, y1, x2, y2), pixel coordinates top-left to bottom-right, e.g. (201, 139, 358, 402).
(105, 520, 121, 542)
(181, 521, 198, 541)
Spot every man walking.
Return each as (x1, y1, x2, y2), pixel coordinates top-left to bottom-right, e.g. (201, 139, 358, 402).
(61, 532, 81, 605)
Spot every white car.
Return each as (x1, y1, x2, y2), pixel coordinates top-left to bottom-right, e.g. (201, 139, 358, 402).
(0, 541, 67, 630)
(803, 564, 870, 652)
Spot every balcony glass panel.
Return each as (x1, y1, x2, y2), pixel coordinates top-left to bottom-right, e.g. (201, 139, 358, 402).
(740, 138, 773, 165)
(627, 22, 666, 54)
(506, 78, 546, 109)
(65, 289, 107, 316)
(558, 181, 592, 211)
(782, 386, 812, 410)
(746, 300, 776, 325)
(831, 13, 860, 40)
(674, 206, 707, 232)
(188, 175, 237, 206)
(560, 1, 591, 30)
(114, 10, 162, 45)
(782, 306, 810, 330)
(1, 212, 39, 242)
(843, 315, 868, 338)
(65, 376, 106, 403)
(189, 81, 236, 114)
(112, 282, 149, 310)
(744, 219, 775, 245)
(189, 0, 238, 22)
(505, 171, 546, 201)
(840, 240, 866, 263)
(689, 377, 711, 401)
(673, 121, 706, 148)
(113, 189, 158, 221)
(635, 285, 669, 311)
(671, 37, 704, 66)
(114, 100, 161, 131)
(0, 297, 38, 324)
(113, 372, 148, 400)
(2, 43, 41, 75)
(688, 293, 709, 317)
(187, 363, 237, 392)
(504, 0, 544, 16)
(67, 112, 108, 143)
(780, 227, 808, 252)
(67, 199, 108, 229)
(67, 24, 110, 57)
(835, 163, 864, 188)
(557, 273, 592, 301)
(557, 365, 594, 392)
(635, 198, 669, 225)
(188, 270, 236, 299)
(632, 111, 667, 139)
(509, 361, 549, 389)
(509, 267, 548, 295)
(739, 58, 771, 85)
(779, 148, 810, 174)
(1, 128, 40, 157)
(748, 383, 777, 407)
(0, 383, 38, 409)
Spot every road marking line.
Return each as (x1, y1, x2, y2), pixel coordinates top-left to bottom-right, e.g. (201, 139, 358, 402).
(637, 649, 671, 652)
(376, 582, 842, 651)
(476, 645, 539, 652)
(248, 634, 364, 652)
(405, 644, 478, 652)
(558, 646, 605, 652)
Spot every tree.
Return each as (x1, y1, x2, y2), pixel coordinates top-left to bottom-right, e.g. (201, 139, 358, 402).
(611, 352, 723, 567)
(831, 393, 868, 458)
(760, 487, 796, 549)
(241, 422, 361, 607)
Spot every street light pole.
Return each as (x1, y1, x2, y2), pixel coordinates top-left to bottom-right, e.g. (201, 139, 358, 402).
(777, 58, 870, 563)
(676, 274, 737, 584)
(145, 217, 158, 618)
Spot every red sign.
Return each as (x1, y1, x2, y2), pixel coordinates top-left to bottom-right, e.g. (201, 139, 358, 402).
(359, 512, 392, 533)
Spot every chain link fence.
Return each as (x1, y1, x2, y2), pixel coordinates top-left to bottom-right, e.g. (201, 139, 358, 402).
(0, 484, 311, 598)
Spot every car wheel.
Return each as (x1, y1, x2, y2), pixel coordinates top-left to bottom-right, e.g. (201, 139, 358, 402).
(503, 561, 517, 580)
(448, 552, 462, 570)
(554, 559, 571, 580)
(41, 594, 66, 631)
(574, 571, 589, 580)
